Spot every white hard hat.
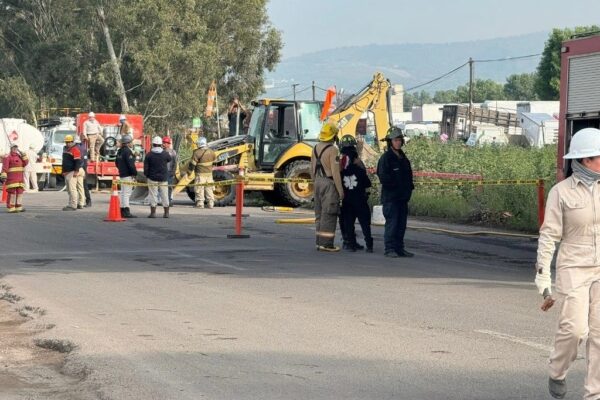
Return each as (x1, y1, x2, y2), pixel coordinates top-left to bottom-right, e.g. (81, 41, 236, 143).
(119, 114, 126, 121)
(564, 128, 600, 159)
(88, 112, 95, 118)
(152, 136, 163, 145)
(197, 137, 208, 148)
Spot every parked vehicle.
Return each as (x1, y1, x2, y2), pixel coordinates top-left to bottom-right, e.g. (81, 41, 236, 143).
(558, 32, 600, 180)
(1, 118, 52, 188)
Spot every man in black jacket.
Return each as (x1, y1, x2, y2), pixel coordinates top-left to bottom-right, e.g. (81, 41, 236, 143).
(376, 127, 414, 258)
(115, 135, 138, 218)
(144, 136, 171, 218)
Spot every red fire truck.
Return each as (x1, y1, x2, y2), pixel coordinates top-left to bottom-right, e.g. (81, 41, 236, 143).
(558, 32, 600, 180)
(76, 113, 150, 187)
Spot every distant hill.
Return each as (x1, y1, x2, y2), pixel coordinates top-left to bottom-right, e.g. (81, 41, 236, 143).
(264, 31, 548, 98)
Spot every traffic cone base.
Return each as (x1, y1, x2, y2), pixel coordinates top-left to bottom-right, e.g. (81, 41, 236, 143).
(105, 178, 126, 222)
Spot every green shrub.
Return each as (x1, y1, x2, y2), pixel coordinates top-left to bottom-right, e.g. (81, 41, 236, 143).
(368, 138, 557, 232)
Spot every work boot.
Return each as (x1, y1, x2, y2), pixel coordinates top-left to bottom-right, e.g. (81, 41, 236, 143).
(549, 378, 566, 399)
(365, 237, 374, 253)
(342, 241, 356, 252)
(207, 201, 214, 209)
(163, 207, 169, 218)
(385, 251, 399, 258)
(120, 207, 126, 216)
(123, 207, 137, 218)
(194, 202, 204, 209)
(352, 242, 365, 251)
(62, 206, 77, 211)
(85, 198, 92, 207)
(148, 206, 156, 218)
(317, 244, 340, 252)
(397, 249, 414, 258)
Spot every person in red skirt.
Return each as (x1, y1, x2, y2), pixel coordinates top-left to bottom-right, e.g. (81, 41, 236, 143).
(1, 144, 28, 213)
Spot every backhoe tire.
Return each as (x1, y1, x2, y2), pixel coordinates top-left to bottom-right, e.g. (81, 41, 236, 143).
(185, 170, 236, 207)
(275, 160, 313, 207)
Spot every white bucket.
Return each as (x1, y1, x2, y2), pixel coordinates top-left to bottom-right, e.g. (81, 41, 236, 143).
(372, 205, 385, 226)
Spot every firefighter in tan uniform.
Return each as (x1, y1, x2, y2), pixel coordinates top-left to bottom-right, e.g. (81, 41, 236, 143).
(311, 122, 344, 252)
(536, 128, 600, 400)
(188, 137, 216, 209)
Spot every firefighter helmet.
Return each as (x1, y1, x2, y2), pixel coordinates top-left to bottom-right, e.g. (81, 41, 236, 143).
(564, 128, 600, 159)
(339, 135, 357, 148)
(319, 122, 338, 142)
(64, 135, 74, 143)
(197, 137, 208, 148)
(386, 127, 404, 140)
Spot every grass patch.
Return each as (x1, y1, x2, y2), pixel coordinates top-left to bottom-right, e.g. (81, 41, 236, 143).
(367, 138, 557, 232)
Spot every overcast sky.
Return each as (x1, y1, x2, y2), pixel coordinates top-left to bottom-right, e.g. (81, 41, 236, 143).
(267, 0, 600, 58)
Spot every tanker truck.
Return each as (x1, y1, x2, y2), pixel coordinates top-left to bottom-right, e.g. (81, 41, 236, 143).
(0, 118, 52, 189)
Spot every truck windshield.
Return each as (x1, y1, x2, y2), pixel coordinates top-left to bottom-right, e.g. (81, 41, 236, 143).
(53, 130, 75, 144)
(298, 102, 322, 141)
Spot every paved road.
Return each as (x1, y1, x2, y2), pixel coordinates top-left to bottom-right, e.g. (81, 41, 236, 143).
(0, 191, 585, 399)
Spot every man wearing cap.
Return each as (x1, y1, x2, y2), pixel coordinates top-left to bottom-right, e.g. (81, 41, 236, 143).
(376, 127, 414, 258)
(1, 144, 28, 213)
(118, 114, 133, 137)
(188, 137, 215, 209)
(23, 144, 39, 192)
(162, 136, 177, 207)
(310, 122, 344, 252)
(115, 134, 138, 218)
(74, 137, 86, 209)
(83, 112, 104, 162)
(61, 135, 82, 211)
(144, 136, 171, 218)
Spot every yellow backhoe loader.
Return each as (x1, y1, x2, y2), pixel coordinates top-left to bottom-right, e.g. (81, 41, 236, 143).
(174, 72, 393, 207)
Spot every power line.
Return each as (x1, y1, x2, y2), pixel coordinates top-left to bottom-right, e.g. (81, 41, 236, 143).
(473, 53, 542, 63)
(404, 62, 469, 92)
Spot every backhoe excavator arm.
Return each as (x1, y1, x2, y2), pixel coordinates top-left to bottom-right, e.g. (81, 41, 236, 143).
(327, 72, 393, 142)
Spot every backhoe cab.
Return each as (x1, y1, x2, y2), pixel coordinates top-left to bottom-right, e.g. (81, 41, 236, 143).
(176, 73, 393, 207)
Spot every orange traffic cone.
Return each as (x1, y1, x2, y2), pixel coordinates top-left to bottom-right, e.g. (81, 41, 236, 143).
(104, 177, 126, 222)
(1, 183, 7, 203)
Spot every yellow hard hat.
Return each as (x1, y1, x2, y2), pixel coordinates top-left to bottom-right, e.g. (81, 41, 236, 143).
(319, 122, 338, 142)
(64, 134, 74, 142)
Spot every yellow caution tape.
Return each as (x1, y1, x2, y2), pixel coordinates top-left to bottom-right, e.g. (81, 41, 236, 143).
(120, 176, 543, 189)
(415, 179, 542, 186)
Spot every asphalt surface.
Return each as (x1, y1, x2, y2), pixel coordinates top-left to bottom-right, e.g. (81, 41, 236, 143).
(0, 190, 586, 399)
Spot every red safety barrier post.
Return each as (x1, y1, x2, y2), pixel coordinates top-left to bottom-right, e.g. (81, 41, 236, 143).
(227, 168, 250, 239)
(537, 179, 545, 229)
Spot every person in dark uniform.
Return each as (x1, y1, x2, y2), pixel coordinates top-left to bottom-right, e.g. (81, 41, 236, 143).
(115, 135, 138, 218)
(376, 127, 414, 258)
(339, 135, 373, 252)
(311, 122, 344, 252)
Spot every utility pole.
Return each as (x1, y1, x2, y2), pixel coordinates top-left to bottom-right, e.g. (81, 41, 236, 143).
(468, 57, 474, 136)
(292, 83, 299, 101)
(312, 81, 316, 101)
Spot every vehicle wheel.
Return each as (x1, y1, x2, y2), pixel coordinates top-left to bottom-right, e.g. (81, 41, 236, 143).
(276, 160, 313, 207)
(185, 170, 236, 207)
(48, 174, 57, 189)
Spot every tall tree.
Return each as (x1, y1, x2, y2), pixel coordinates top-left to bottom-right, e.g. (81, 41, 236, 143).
(504, 73, 538, 100)
(456, 79, 505, 103)
(535, 26, 600, 100)
(0, 0, 282, 131)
